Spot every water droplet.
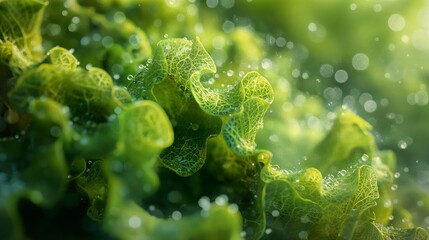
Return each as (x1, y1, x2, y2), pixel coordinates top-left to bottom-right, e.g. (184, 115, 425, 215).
(71, 16, 80, 24)
(334, 69, 348, 83)
(415, 90, 429, 105)
(352, 53, 370, 71)
(391, 184, 398, 191)
(68, 23, 77, 32)
(220, 0, 235, 8)
(46, 23, 62, 37)
(206, 0, 218, 8)
(222, 20, 235, 33)
(165, 44, 171, 51)
(320, 64, 334, 78)
(401, 35, 410, 43)
(276, 37, 286, 47)
(128, 215, 141, 228)
(127, 75, 134, 81)
(384, 200, 392, 208)
(364, 100, 377, 113)
(128, 34, 141, 45)
(265, 228, 272, 235)
(272, 164, 280, 171)
(171, 211, 182, 220)
(271, 210, 280, 217)
(292, 68, 301, 78)
(50, 126, 62, 138)
(394, 172, 401, 178)
(338, 169, 347, 177)
(113, 11, 126, 24)
(308, 22, 317, 32)
(361, 154, 369, 162)
(302, 72, 309, 79)
(198, 196, 211, 210)
(261, 58, 272, 70)
(215, 194, 228, 206)
(388, 14, 406, 32)
(323, 87, 342, 101)
(398, 140, 407, 149)
(102, 36, 114, 48)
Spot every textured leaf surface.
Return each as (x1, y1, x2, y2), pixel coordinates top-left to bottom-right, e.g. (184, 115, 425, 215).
(130, 38, 273, 176)
(0, 0, 47, 74)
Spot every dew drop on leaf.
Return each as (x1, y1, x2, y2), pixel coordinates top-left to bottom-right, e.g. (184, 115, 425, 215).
(271, 210, 280, 217)
(338, 169, 347, 177)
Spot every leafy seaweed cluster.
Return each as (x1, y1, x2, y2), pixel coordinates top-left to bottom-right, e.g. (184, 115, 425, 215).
(0, 0, 428, 240)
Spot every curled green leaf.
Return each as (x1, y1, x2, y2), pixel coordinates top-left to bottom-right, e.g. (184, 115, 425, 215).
(9, 47, 119, 122)
(0, 0, 47, 74)
(108, 100, 174, 199)
(76, 160, 109, 220)
(48, 46, 78, 69)
(131, 38, 273, 176)
(305, 109, 376, 175)
(223, 98, 271, 156)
